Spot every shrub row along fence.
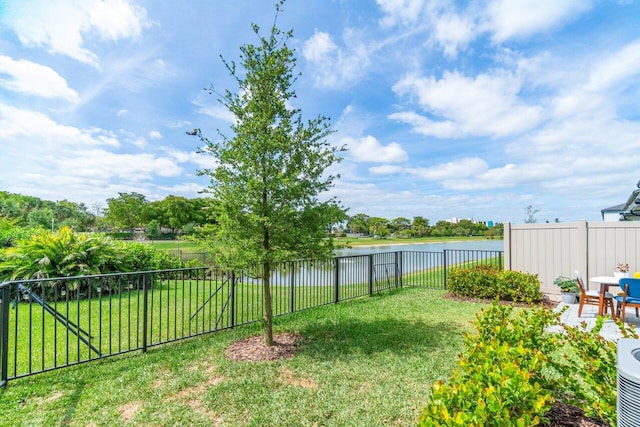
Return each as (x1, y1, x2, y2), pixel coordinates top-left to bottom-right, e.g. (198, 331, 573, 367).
(0, 249, 502, 386)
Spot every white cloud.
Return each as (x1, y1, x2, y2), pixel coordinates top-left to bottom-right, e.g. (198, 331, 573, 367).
(116, 109, 128, 117)
(302, 30, 371, 89)
(369, 164, 404, 175)
(434, 13, 476, 59)
(164, 148, 219, 170)
(343, 135, 408, 163)
(0, 55, 79, 102)
(541, 40, 640, 121)
(56, 150, 182, 181)
(119, 129, 148, 147)
(585, 39, 640, 92)
(485, 0, 593, 42)
(370, 157, 488, 180)
(391, 70, 543, 138)
(165, 120, 192, 129)
(415, 158, 489, 180)
(375, 0, 427, 27)
(0, 103, 189, 203)
(149, 130, 162, 139)
(1, 0, 150, 67)
(387, 111, 460, 138)
(196, 104, 235, 123)
(0, 104, 118, 146)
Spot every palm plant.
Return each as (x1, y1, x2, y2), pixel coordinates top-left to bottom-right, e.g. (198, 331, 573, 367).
(0, 226, 124, 281)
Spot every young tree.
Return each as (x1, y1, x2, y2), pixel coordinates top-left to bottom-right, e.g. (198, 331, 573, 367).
(524, 205, 539, 224)
(193, 2, 346, 345)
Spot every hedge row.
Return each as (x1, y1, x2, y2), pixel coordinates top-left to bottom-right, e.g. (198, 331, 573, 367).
(447, 265, 543, 304)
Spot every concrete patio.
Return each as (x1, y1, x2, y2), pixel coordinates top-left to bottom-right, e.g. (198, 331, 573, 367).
(555, 301, 640, 341)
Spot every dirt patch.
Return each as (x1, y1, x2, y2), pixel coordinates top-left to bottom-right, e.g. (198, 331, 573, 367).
(279, 367, 317, 389)
(226, 332, 304, 362)
(151, 367, 173, 389)
(118, 401, 142, 423)
(171, 376, 225, 400)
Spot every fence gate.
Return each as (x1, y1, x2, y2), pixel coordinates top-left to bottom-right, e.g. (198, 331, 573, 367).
(371, 252, 400, 292)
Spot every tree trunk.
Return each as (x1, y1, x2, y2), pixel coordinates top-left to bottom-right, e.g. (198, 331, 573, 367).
(263, 261, 274, 346)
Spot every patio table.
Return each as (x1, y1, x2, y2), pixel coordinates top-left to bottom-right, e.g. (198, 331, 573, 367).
(590, 276, 620, 318)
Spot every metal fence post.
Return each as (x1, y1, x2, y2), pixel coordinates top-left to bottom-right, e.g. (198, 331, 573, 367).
(334, 257, 340, 303)
(396, 252, 403, 287)
(142, 274, 148, 353)
(0, 285, 9, 387)
(443, 250, 448, 289)
(289, 263, 295, 313)
(394, 252, 400, 288)
(230, 271, 236, 328)
(368, 255, 374, 295)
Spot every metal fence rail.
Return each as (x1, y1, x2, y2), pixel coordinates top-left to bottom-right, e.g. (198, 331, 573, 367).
(0, 249, 502, 385)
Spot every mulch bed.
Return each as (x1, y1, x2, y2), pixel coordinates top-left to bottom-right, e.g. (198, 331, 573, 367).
(225, 332, 304, 362)
(546, 402, 610, 426)
(442, 292, 560, 309)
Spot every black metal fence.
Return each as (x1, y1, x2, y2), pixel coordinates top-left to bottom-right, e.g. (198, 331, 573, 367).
(0, 249, 502, 386)
(165, 250, 213, 265)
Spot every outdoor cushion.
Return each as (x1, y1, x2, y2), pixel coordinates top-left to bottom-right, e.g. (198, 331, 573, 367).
(614, 295, 640, 304)
(585, 290, 614, 299)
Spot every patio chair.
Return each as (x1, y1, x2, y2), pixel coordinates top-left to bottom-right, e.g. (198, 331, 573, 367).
(574, 271, 614, 317)
(615, 277, 640, 323)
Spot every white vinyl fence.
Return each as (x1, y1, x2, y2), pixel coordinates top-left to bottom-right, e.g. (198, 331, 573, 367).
(504, 221, 640, 300)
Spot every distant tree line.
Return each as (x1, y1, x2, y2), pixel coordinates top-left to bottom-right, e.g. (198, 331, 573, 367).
(1, 191, 503, 241)
(343, 213, 503, 239)
(0, 191, 211, 239)
(0, 191, 94, 232)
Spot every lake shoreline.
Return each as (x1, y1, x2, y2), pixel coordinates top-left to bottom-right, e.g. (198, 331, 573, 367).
(334, 239, 504, 256)
(337, 238, 503, 249)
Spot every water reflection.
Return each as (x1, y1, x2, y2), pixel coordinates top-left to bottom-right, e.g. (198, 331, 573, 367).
(335, 239, 503, 256)
(240, 240, 503, 287)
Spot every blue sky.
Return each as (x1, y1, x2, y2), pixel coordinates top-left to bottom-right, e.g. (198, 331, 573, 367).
(1, 0, 639, 224)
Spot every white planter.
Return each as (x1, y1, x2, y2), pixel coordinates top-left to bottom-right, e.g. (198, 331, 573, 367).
(561, 292, 577, 304)
(614, 272, 630, 280)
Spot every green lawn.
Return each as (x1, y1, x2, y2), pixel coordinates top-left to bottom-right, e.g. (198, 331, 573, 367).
(142, 240, 205, 251)
(0, 287, 486, 426)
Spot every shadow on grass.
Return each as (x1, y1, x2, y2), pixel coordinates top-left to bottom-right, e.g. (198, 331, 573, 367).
(298, 317, 467, 359)
(60, 379, 86, 425)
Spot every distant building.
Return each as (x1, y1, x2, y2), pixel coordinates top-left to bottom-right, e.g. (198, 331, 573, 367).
(602, 180, 640, 221)
(619, 180, 640, 221)
(444, 217, 487, 225)
(601, 203, 626, 222)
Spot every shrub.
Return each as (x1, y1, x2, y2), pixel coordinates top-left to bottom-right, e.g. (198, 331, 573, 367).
(419, 302, 637, 426)
(0, 226, 124, 281)
(0, 217, 35, 249)
(0, 228, 185, 283)
(145, 219, 160, 239)
(447, 265, 498, 299)
(495, 270, 543, 304)
(447, 266, 542, 303)
(120, 242, 183, 271)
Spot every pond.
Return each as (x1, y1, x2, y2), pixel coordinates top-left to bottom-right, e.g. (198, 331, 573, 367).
(240, 239, 504, 287)
(334, 239, 504, 256)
